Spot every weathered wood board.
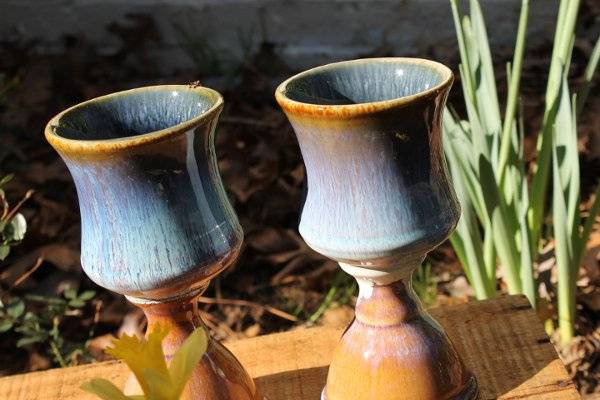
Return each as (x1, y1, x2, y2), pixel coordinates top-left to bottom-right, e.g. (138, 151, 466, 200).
(0, 295, 579, 399)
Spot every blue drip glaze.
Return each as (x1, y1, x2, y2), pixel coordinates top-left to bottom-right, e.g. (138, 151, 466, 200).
(278, 59, 458, 266)
(48, 86, 241, 298)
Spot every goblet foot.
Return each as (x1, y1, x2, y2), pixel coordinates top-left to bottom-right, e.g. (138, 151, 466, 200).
(322, 276, 476, 400)
(124, 286, 262, 400)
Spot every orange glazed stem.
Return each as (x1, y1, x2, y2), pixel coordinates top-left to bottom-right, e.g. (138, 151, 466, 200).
(323, 278, 477, 400)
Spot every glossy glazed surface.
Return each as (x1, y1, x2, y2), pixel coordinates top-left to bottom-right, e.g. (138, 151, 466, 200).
(51, 89, 217, 141)
(277, 58, 476, 400)
(323, 279, 476, 400)
(284, 60, 444, 105)
(276, 58, 459, 267)
(45, 85, 242, 299)
(46, 85, 260, 400)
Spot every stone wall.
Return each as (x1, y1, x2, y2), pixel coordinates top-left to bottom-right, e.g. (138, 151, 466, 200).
(0, 0, 577, 71)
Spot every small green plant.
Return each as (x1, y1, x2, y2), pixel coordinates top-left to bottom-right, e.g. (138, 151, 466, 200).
(0, 287, 97, 367)
(445, 0, 600, 343)
(412, 263, 438, 307)
(0, 174, 31, 261)
(307, 270, 356, 325)
(82, 325, 207, 400)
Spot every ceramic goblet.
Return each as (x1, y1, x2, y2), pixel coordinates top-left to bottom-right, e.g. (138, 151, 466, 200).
(276, 58, 477, 400)
(45, 85, 261, 400)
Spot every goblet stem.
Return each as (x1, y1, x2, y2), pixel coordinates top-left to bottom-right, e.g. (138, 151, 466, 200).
(125, 285, 262, 400)
(323, 268, 477, 400)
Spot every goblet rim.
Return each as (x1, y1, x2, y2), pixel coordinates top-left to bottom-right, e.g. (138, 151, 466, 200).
(275, 57, 453, 118)
(44, 84, 223, 155)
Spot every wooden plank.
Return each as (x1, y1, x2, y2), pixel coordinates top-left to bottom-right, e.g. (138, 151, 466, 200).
(0, 295, 579, 400)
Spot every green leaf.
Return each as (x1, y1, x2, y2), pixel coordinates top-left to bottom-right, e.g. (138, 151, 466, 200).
(445, 115, 495, 299)
(518, 175, 535, 305)
(17, 335, 44, 347)
(0, 318, 13, 333)
(78, 290, 96, 301)
(168, 327, 208, 398)
(26, 294, 67, 305)
(68, 299, 85, 308)
(577, 34, 600, 116)
(81, 379, 137, 400)
(450, 0, 476, 105)
(0, 174, 13, 188)
(142, 368, 173, 399)
(530, 0, 582, 250)
(497, 0, 529, 184)
(7, 214, 27, 241)
(553, 76, 580, 241)
(457, 59, 490, 160)
(0, 245, 9, 261)
(63, 287, 77, 300)
(469, 0, 502, 142)
(7, 299, 25, 318)
(478, 155, 522, 295)
(552, 134, 576, 343)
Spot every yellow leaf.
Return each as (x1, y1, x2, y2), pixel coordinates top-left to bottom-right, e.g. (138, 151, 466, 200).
(168, 327, 208, 397)
(106, 325, 171, 395)
(142, 368, 174, 400)
(84, 325, 208, 400)
(80, 379, 139, 400)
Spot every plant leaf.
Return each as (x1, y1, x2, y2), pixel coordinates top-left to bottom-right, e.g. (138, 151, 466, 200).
(577, 34, 600, 116)
(8, 214, 26, 241)
(81, 379, 137, 400)
(106, 325, 170, 396)
(142, 368, 173, 400)
(63, 287, 77, 300)
(7, 299, 24, 318)
(168, 327, 208, 398)
(0, 244, 10, 261)
(78, 290, 96, 301)
(478, 155, 523, 295)
(0, 319, 13, 333)
(0, 174, 13, 188)
(68, 299, 85, 308)
(17, 335, 44, 347)
(469, 0, 502, 143)
(552, 130, 576, 343)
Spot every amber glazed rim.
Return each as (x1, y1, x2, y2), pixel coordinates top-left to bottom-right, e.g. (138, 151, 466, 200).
(44, 84, 224, 156)
(275, 57, 453, 118)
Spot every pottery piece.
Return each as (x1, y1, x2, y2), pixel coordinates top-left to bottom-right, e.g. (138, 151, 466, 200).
(276, 58, 477, 400)
(45, 85, 261, 400)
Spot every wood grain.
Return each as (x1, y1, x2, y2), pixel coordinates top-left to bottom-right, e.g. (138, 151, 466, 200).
(0, 295, 579, 400)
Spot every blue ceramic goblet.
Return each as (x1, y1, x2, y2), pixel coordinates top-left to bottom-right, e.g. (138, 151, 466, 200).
(45, 85, 261, 400)
(276, 58, 477, 400)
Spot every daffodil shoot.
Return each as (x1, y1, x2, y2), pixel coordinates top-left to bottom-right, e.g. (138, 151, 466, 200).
(81, 325, 208, 400)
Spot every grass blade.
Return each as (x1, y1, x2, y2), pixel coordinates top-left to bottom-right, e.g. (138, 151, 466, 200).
(497, 0, 529, 183)
(576, 35, 600, 116)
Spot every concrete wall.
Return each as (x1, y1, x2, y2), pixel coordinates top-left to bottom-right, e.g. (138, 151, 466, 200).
(0, 0, 576, 71)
